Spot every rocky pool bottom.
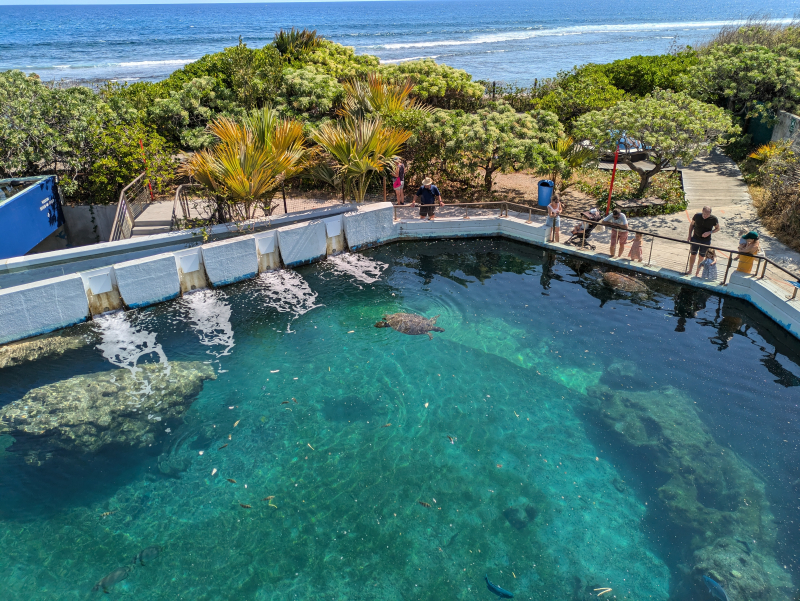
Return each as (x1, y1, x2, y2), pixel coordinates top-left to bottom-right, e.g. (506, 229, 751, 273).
(1, 239, 799, 601)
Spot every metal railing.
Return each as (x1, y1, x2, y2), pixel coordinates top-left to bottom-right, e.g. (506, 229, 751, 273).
(392, 201, 800, 303)
(110, 172, 153, 241)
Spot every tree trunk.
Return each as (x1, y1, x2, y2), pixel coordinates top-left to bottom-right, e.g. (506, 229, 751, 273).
(621, 158, 664, 197)
(484, 157, 495, 192)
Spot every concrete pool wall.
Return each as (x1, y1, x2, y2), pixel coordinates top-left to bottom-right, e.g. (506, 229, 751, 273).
(1, 202, 798, 345)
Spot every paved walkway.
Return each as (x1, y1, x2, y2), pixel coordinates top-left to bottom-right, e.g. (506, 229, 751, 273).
(131, 201, 174, 237)
(626, 150, 800, 275)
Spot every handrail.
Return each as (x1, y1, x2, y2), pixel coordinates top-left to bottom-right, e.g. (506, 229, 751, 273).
(392, 200, 800, 293)
(171, 183, 200, 231)
(110, 172, 151, 241)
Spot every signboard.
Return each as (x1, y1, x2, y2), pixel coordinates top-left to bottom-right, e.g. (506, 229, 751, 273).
(0, 176, 64, 260)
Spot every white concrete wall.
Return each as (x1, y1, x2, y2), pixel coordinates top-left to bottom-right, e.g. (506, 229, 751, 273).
(79, 266, 123, 315)
(343, 203, 396, 250)
(277, 220, 327, 267)
(397, 215, 501, 240)
(202, 236, 258, 287)
(0, 274, 89, 344)
(114, 254, 182, 309)
(771, 110, 800, 151)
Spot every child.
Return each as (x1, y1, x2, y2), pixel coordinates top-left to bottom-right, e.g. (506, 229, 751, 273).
(628, 232, 643, 262)
(699, 248, 718, 280)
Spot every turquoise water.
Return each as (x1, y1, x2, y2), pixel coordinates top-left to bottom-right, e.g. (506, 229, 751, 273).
(1, 239, 799, 600)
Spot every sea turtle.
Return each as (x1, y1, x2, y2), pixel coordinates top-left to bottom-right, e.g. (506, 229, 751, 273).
(374, 313, 444, 340)
(602, 272, 649, 295)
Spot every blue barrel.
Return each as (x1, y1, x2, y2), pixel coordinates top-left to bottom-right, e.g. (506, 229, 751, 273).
(537, 180, 554, 206)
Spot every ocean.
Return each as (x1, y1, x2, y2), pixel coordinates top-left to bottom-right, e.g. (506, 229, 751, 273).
(1, 0, 799, 85)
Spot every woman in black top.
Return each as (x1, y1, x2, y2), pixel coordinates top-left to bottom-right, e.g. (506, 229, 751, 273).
(392, 160, 406, 204)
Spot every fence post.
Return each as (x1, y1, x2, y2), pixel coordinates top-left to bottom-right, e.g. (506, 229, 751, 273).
(282, 183, 288, 215)
(383, 177, 387, 203)
(527, 208, 532, 224)
(760, 258, 768, 279)
(723, 255, 733, 285)
(647, 237, 654, 265)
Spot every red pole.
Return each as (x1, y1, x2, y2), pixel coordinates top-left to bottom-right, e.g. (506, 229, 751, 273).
(139, 139, 155, 202)
(606, 145, 619, 216)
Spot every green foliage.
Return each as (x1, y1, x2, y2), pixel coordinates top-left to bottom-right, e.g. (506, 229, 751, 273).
(752, 143, 800, 249)
(148, 76, 244, 149)
(72, 121, 175, 205)
(300, 41, 379, 79)
(531, 66, 625, 127)
(599, 52, 698, 96)
(575, 169, 687, 216)
(701, 17, 800, 51)
(685, 44, 800, 118)
(0, 70, 102, 181)
(538, 136, 595, 192)
(380, 59, 484, 109)
(574, 89, 738, 195)
(0, 70, 174, 204)
(274, 28, 323, 59)
(416, 101, 562, 191)
(276, 66, 345, 121)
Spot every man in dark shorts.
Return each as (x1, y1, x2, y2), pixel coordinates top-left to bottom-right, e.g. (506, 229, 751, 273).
(687, 205, 720, 275)
(412, 177, 444, 220)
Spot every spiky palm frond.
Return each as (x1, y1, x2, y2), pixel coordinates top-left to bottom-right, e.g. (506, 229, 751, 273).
(273, 28, 322, 57)
(181, 107, 310, 221)
(541, 135, 596, 192)
(749, 141, 791, 162)
(311, 117, 412, 201)
(339, 72, 433, 120)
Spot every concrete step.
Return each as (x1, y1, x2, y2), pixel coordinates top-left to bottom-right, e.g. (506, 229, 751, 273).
(134, 219, 172, 227)
(131, 227, 171, 237)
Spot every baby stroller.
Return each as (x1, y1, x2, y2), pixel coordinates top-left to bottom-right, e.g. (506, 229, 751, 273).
(565, 211, 603, 250)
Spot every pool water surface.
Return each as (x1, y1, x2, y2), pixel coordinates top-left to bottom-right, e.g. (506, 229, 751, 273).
(1, 239, 799, 601)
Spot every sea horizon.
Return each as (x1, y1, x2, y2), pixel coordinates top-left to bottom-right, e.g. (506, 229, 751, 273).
(2, 1, 799, 84)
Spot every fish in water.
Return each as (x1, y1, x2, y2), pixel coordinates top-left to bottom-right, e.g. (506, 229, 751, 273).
(131, 545, 162, 566)
(703, 575, 729, 601)
(418, 501, 432, 508)
(239, 503, 252, 509)
(447, 436, 456, 444)
(601, 272, 649, 295)
(262, 496, 275, 501)
(92, 566, 133, 593)
(485, 574, 514, 598)
(100, 511, 116, 519)
(218, 444, 228, 450)
(227, 478, 237, 484)
(374, 313, 444, 340)
(382, 423, 392, 428)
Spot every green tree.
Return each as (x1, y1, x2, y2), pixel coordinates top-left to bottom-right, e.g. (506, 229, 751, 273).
(532, 66, 625, 127)
(300, 41, 380, 79)
(685, 44, 800, 118)
(339, 72, 433, 120)
(419, 101, 562, 191)
(380, 59, 484, 109)
(311, 117, 411, 201)
(182, 108, 309, 221)
(600, 52, 698, 96)
(574, 89, 738, 195)
(276, 66, 345, 121)
(148, 76, 244, 149)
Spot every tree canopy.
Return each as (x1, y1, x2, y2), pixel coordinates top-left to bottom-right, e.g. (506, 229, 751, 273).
(574, 89, 738, 194)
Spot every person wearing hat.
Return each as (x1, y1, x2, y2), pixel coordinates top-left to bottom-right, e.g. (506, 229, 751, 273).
(412, 177, 444, 220)
(736, 231, 761, 274)
(686, 205, 720, 275)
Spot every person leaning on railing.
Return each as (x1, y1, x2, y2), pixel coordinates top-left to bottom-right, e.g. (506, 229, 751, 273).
(412, 177, 444, 220)
(602, 208, 629, 258)
(687, 206, 720, 276)
(736, 231, 761, 274)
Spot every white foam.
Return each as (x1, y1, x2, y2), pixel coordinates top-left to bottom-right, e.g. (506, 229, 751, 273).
(256, 271, 321, 318)
(375, 18, 795, 50)
(116, 59, 195, 67)
(327, 253, 388, 287)
(93, 312, 169, 377)
(181, 290, 235, 359)
(380, 55, 439, 64)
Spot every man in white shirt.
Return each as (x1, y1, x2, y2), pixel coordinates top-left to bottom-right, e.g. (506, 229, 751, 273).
(602, 208, 628, 257)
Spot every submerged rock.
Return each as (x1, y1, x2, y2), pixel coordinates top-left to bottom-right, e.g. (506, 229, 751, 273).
(0, 362, 216, 457)
(583, 385, 792, 601)
(0, 334, 88, 369)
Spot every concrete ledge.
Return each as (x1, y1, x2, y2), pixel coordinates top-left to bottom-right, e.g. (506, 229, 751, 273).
(202, 236, 258, 287)
(254, 231, 280, 272)
(500, 217, 548, 245)
(324, 215, 346, 255)
(343, 203, 396, 250)
(114, 254, 182, 309)
(278, 221, 327, 267)
(174, 248, 208, 293)
(0, 274, 89, 344)
(397, 216, 501, 240)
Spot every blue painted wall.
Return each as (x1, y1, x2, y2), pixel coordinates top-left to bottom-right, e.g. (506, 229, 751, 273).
(0, 176, 64, 260)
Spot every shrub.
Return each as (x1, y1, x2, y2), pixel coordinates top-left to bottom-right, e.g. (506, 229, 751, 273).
(574, 168, 687, 216)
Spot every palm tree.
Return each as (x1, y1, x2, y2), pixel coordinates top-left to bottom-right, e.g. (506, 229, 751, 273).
(339, 73, 433, 120)
(541, 136, 595, 193)
(311, 117, 411, 202)
(182, 108, 309, 222)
